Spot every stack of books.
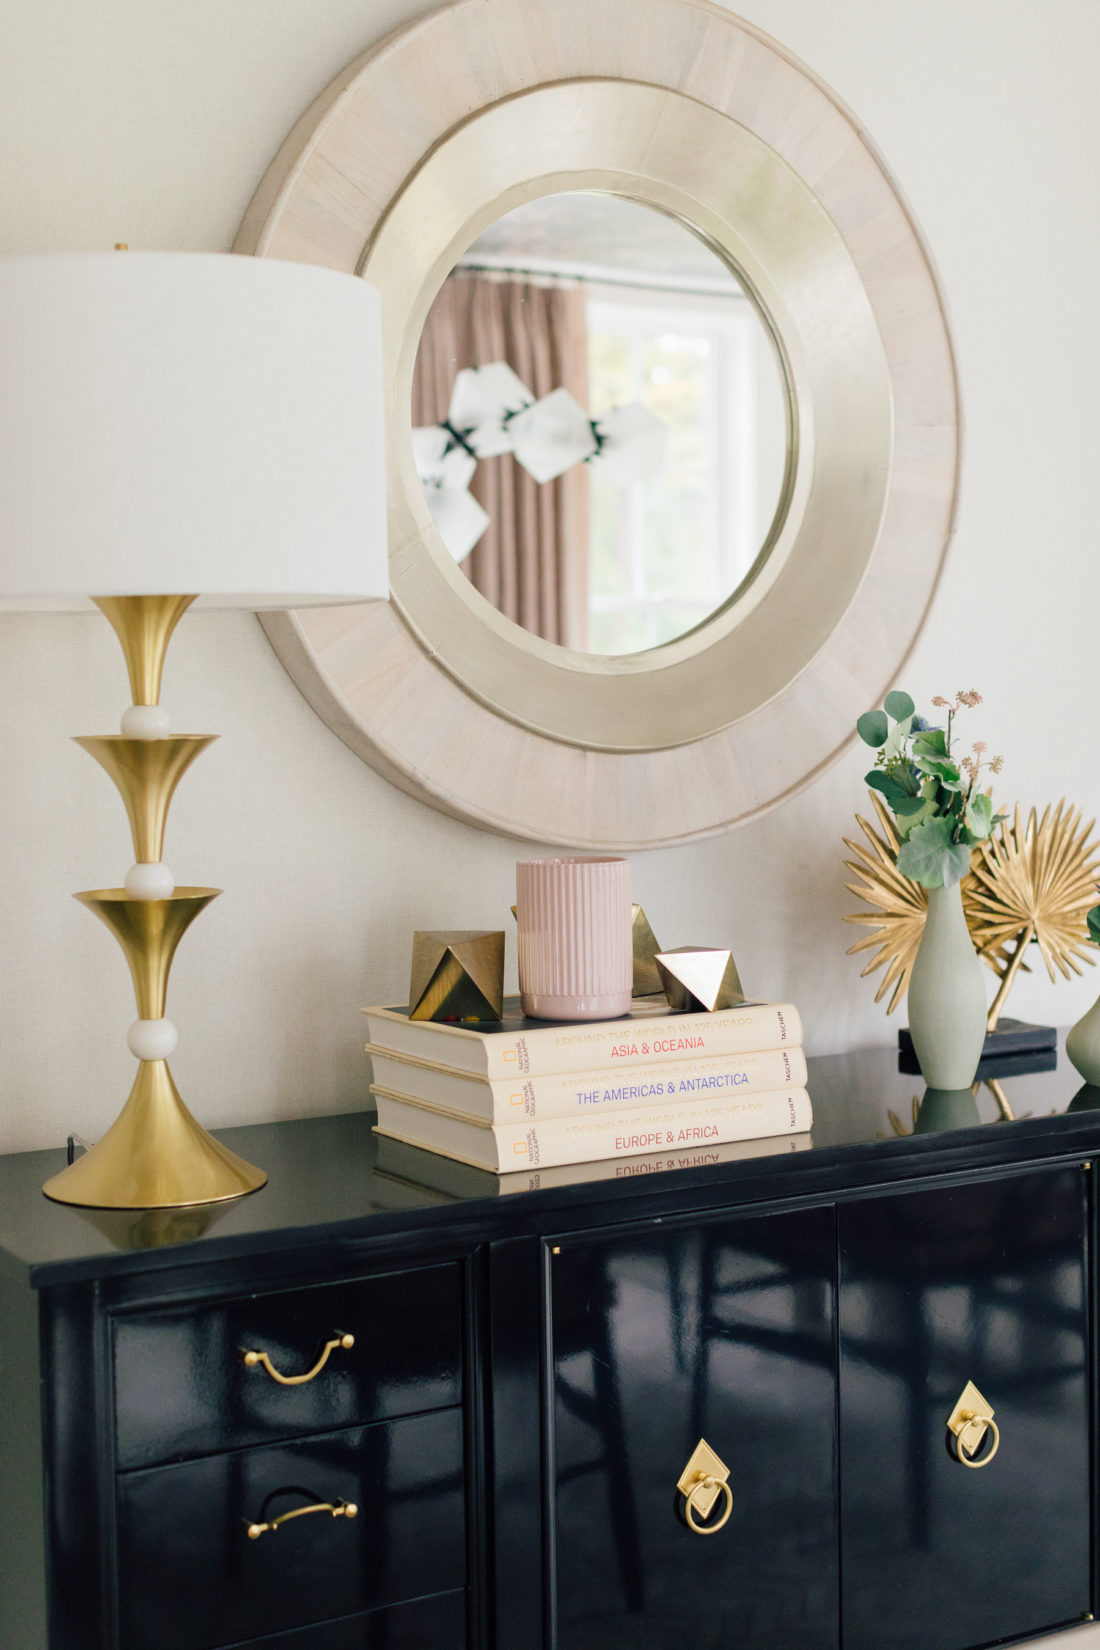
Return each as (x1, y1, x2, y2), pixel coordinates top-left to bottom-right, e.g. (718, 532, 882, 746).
(363, 996, 811, 1175)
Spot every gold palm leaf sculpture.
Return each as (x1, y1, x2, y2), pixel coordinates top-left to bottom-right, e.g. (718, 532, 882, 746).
(844, 793, 1100, 1029)
(967, 800, 1100, 1027)
(843, 792, 935, 1015)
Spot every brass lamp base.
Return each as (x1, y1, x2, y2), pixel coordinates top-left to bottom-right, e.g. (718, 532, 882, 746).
(51, 593, 268, 1211)
(42, 1061, 267, 1210)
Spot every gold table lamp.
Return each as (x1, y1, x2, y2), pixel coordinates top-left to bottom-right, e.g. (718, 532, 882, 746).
(0, 251, 388, 1208)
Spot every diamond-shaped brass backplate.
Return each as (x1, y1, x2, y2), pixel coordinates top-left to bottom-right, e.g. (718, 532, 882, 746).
(676, 1438, 730, 1521)
(946, 1380, 995, 1457)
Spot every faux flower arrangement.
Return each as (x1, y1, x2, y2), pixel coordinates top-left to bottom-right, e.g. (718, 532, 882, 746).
(856, 689, 1004, 888)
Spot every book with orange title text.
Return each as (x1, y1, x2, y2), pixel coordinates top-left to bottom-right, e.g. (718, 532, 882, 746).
(371, 1083, 812, 1173)
(362, 995, 801, 1082)
(367, 1043, 807, 1126)
(371, 1129, 813, 1204)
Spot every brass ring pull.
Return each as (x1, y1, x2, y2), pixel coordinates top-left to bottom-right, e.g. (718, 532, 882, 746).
(684, 1475, 733, 1535)
(954, 1415, 1000, 1469)
(245, 1498, 358, 1539)
(241, 1332, 355, 1386)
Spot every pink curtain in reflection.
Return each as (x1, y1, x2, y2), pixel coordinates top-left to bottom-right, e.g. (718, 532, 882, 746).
(412, 272, 590, 650)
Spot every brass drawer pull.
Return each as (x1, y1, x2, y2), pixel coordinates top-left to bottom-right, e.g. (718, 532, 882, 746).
(677, 1438, 733, 1536)
(946, 1380, 1000, 1469)
(245, 1497, 358, 1539)
(242, 1332, 355, 1386)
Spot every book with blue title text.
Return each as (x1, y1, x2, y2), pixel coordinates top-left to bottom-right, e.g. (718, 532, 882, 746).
(367, 1043, 807, 1125)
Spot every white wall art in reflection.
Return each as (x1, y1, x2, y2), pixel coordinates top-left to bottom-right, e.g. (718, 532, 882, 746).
(414, 364, 667, 561)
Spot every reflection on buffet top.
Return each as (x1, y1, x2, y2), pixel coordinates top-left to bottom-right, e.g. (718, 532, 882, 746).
(2, 1035, 1098, 1284)
(806, 1034, 1093, 1145)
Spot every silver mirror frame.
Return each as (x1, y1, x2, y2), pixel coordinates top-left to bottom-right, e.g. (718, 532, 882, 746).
(236, 0, 959, 848)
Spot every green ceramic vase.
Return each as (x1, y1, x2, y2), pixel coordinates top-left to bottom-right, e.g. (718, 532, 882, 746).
(906, 881, 987, 1090)
(1067, 993, 1100, 1085)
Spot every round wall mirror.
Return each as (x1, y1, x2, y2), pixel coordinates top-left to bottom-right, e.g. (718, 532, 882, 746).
(412, 191, 791, 657)
(236, 0, 959, 849)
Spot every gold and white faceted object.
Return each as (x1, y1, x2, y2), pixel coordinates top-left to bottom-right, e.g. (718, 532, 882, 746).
(656, 948, 746, 1014)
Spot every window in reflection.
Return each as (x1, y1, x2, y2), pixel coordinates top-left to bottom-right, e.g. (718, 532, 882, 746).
(586, 290, 784, 653)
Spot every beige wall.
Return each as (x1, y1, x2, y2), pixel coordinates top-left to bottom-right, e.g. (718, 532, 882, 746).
(2, 0, 1100, 1166)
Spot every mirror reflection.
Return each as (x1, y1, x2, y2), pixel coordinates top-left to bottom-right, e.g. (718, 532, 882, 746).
(412, 192, 789, 655)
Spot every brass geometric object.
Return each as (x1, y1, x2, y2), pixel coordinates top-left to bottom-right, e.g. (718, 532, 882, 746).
(75, 735, 216, 863)
(409, 929, 505, 1022)
(655, 947, 745, 1013)
(844, 790, 1099, 1028)
(42, 593, 266, 1210)
(632, 904, 663, 997)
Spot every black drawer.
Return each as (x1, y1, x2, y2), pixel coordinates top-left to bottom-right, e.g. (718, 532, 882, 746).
(216, 1589, 467, 1648)
(116, 1408, 465, 1650)
(113, 1261, 462, 1468)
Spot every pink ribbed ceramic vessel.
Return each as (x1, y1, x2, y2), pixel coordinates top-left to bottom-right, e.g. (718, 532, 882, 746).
(516, 856, 632, 1021)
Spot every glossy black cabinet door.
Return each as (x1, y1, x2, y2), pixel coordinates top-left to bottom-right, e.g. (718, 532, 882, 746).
(839, 1168, 1091, 1650)
(550, 1206, 838, 1650)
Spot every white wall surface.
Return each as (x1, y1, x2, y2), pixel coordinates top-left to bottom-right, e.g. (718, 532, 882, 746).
(1, 0, 1100, 1181)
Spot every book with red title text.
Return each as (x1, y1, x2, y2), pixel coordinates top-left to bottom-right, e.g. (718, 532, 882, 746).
(367, 1043, 807, 1125)
(362, 995, 801, 1081)
(371, 1083, 812, 1173)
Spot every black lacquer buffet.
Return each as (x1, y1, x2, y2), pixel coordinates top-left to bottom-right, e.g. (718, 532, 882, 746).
(1, 1042, 1097, 1650)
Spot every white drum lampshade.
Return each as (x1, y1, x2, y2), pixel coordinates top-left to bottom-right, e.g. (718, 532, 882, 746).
(0, 251, 387, 608)
(0, 250, 389, 1211)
